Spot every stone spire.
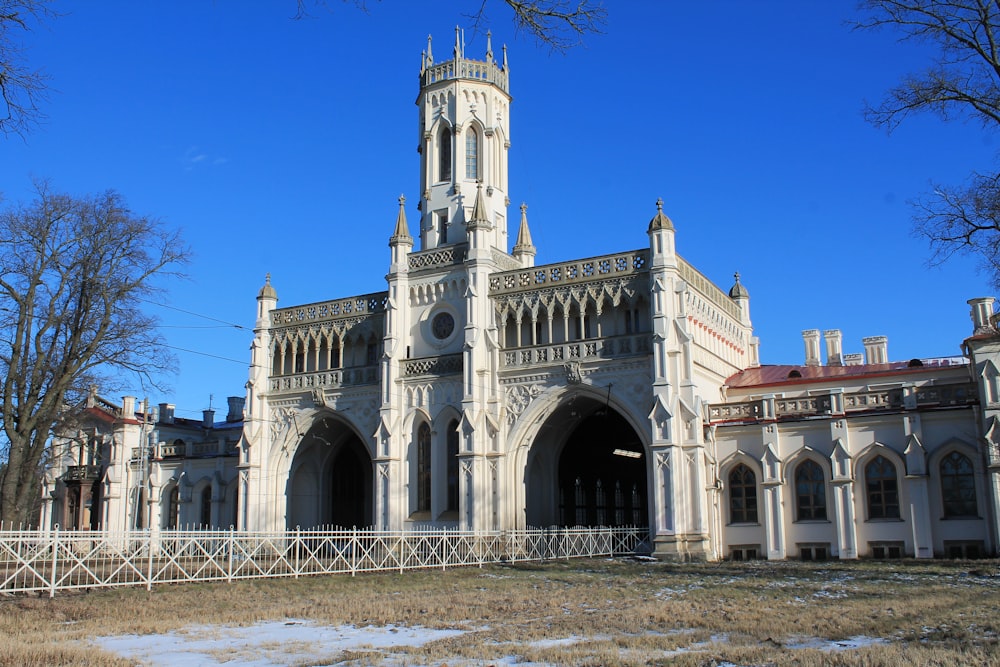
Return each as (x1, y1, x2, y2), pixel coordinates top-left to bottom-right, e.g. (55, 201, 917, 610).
(512, 202, 536, 266)
(647, 197, 674, 232)
(467, 182, 492, 230)
(389, 194, 413, 246)
(485, 30, 494, 64)
(453, 25, 462, 59)
(502, 44, 508, 70)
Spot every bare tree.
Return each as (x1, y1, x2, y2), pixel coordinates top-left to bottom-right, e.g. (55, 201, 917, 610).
(0, 182, 189, 525)
(295, 1, 606, 52)
(471, 0, 606, 52)
(857, 0, 1000, 287)
(0, 0, 52, 137)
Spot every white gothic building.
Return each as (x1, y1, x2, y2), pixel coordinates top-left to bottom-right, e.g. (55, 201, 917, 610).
(42, 34, 1000, 560)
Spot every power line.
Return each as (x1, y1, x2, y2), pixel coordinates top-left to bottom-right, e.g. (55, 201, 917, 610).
(139, 298, 250, 331)
(162, 344, 256, 366)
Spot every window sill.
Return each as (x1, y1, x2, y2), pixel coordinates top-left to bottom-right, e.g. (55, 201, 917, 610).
(726, 522, 761, 527)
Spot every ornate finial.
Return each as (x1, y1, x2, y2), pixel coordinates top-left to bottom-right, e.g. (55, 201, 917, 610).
(502, 44, 508, 70)
(520, 202, 527, 215)
(647, 197, 674, 232)
(454, 25, 462, 59)
(258, 273, 277, 300)
(398, 194, 406, 206)
(656, 197, 663, 212)
(426, 34, 433, 64)
(729, 271, 749, 299)
(486, 30, 494, 62)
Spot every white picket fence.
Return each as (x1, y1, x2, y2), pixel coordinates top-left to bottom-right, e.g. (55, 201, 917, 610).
(0, 526, 650, 597)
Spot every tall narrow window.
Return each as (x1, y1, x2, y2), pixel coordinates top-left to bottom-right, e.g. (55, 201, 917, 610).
(438, 128, 452, 181)
(865, 455, 900, 519)
(465, 129, 479, 180)
(941, 451, 977, 517)
(200, 486, 212, 527)
(447, 420, 460, 512)
(794, 460, 826, 521)
(437, 210, 449, 244)
(166, 486, 180, 529)
(417, 423, 432, 513)
(729, 464, 758, 524)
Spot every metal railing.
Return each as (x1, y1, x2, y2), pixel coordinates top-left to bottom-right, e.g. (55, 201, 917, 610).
(0, 526, 650, 597)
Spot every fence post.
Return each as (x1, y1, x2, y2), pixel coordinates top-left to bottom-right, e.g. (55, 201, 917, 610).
(146, 531, 154, 591)
(227, 527, 235, 584)
(294, 526, 300, 579)
(350, 526, 357, 577)
(48, 526, 59, 598)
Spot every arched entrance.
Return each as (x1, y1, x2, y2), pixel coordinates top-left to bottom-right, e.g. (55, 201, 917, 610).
(287, 416, 373, 529)
(524, 393, 648, 528)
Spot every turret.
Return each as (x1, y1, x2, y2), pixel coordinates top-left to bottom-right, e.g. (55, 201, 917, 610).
(647, 198, 676, 269)
(417, 28, 512, 253)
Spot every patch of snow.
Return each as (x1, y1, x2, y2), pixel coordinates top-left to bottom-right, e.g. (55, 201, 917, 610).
(94, 619, 467, 667)
(786, 635, 888, 652)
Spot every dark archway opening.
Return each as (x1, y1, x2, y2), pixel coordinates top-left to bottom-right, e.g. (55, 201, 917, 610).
(287, 416, 373, 529)
(558, 410, 647, 527)
(329, 437, 370, 528)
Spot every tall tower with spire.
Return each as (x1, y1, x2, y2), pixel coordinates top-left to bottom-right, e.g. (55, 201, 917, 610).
(418, 28, 511, 252)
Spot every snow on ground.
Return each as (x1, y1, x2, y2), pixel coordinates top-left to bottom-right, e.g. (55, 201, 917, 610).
(94, 620, 467, 667)
(94, 619, 892, 666)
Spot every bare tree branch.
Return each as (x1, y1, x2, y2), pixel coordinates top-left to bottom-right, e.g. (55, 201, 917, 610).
(295, 1, 606, 51)
(497, 0, 606, 52)
(0, 181, 190, 524)
(0, 0, 53, 137)
(856, 1, 1000, 286)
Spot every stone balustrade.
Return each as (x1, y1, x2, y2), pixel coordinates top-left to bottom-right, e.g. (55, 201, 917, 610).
(422, 57, 509, 93)
(708, 383, 977, 423)
(403, 354, 463, 377)
(270, 292, 388, 328)
(489, 250, 649, 297)
(501, 333, 651, 369)
(269, 365, 380, 393)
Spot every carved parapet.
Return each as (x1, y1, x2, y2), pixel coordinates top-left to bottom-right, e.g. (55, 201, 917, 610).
(270, 292, 388, 328)
(402, 354, 464, 377)
(489, 250, 649, 296)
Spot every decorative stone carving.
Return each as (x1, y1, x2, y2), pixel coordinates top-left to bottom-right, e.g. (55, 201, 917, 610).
(564, 361, 583, 384)
(505, 383, 541, 424)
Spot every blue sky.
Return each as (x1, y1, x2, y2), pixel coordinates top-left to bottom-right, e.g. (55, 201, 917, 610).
(3, 1, 995, 418)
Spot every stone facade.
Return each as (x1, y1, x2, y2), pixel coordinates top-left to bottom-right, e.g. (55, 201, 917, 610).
(40, 35, 1000, 560)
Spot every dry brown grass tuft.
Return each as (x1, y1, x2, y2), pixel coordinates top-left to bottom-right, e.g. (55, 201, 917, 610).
(1, 558, 999, 665)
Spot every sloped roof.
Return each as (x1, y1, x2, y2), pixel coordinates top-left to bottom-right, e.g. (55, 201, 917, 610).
(726, 358, 967, 390)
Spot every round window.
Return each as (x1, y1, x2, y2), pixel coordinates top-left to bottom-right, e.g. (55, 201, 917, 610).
(431, 312, 455, 340)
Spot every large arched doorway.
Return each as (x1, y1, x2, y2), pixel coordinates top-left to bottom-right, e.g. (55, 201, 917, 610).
(287, 416, 373, 529)
(524, 393, 648, 528)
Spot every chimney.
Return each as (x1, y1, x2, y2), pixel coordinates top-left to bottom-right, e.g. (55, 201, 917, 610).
(226, 396, 245, 422)
(203, 409, 216, 429)
(803, 329, 821, 366)
(158, 403, 175, 424)
(823, 329, 843, 366)
(844, 353, 864, 366)
(863, 336, 888, 365)
(122, 396, 136, 418)
(968, 297, 996, 335)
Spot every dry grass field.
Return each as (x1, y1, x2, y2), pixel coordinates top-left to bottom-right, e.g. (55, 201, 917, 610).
(2, 557, 999, 666)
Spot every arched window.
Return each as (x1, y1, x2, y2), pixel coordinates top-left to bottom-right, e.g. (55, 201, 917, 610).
(794, 459, 826, 521)
(728, 464, 758, 524)
(438, 128, 452, 182)
(865, 455, 899, 519)
(465, 129, 479, 180)
(166, 486, 180, 529)
(941, 451, 977, 517)
(446, 420, 460, 512)
(200, 485, 213, 527)
(417, 423, 432, 513)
